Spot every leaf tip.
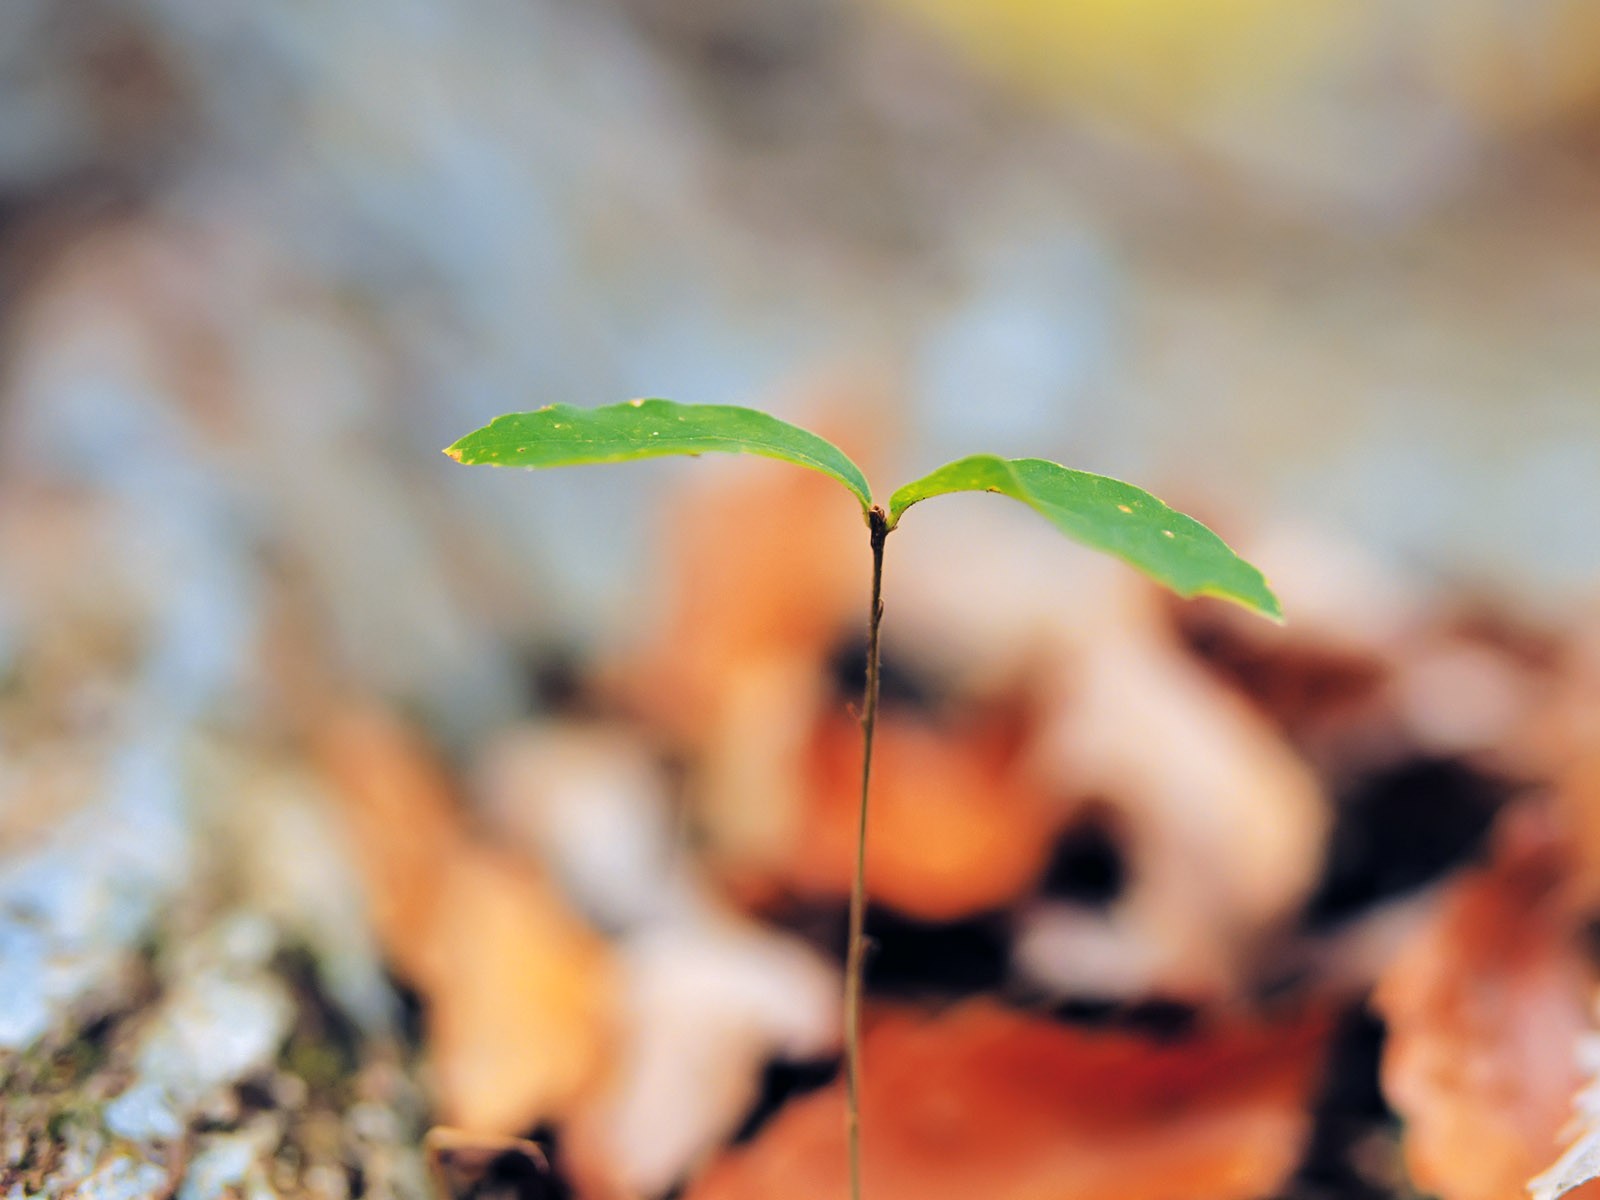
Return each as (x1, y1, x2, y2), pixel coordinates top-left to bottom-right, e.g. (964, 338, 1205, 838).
(1193, 581, 1283, 625)
(443, 445, 465, 462)
(1255, 579, 1286, 624)
(1248, 589, 1286, 625)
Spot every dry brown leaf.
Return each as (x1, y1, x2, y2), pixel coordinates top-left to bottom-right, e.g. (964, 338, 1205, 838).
(317, 707, 463, 982)
(319, 706, 618, 1133)
(1375, 807, 1600, 1200)
(787, 707, 1054, 921)
(687, 1000, 1331, 1200)
(1526, 744, 1600, 1200)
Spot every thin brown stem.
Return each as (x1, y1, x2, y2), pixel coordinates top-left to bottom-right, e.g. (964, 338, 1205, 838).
(845, 505, 888, 1200)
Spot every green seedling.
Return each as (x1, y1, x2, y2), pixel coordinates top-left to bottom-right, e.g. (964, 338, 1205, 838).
(447, 399, 1281, 1200)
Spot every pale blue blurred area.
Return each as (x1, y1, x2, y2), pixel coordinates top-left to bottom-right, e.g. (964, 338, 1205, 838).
(913, 231, 1122, 466)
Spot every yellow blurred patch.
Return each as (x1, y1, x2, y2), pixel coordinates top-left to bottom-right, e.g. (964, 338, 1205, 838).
(877, 0, 1356, 125)
(882, 0, 1600, 133)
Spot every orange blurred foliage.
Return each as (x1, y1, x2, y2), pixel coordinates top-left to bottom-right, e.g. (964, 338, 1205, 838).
(689, 1001, 1332, 1200)
(1376, 808, 1600, 1200)
(318, 706, 619, 1134)
(793, 706, 1053, 920)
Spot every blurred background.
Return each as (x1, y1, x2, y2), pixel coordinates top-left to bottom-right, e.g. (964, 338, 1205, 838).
(7, 2, 1600, 1199)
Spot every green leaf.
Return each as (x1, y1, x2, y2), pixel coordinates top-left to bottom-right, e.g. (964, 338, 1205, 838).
(446, 400, 873, 513)
(887, 455, 1281, 621)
